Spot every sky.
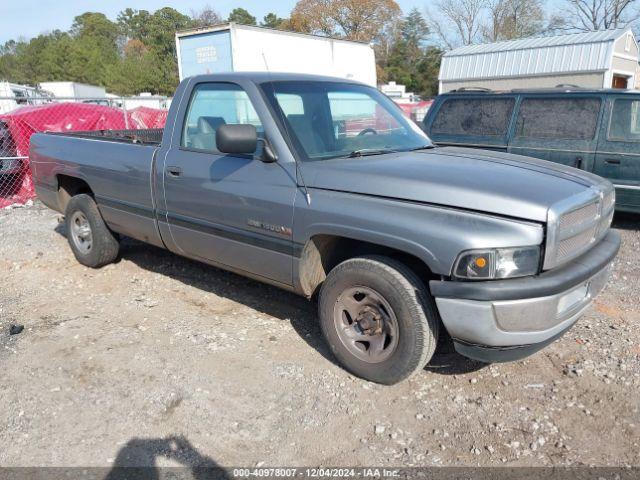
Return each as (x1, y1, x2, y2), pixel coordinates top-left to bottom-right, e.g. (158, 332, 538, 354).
(0, 0, 420, 44)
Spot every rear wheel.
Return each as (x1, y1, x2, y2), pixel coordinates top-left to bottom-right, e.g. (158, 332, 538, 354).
(318, 255, 439, 384)
(65, 194, 119, 268)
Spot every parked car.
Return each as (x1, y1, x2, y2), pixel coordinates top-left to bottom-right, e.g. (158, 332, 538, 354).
(423, 87, 640, 214)
(30, 73, 619, 384)
(0, 119, 22, 176)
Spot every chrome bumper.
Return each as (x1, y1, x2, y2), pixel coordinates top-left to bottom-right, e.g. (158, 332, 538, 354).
(435, 265, 609, 348)
(429, 230, 620, 362)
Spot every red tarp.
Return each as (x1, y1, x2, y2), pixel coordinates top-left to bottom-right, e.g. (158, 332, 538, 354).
(129, 106, 169, 129)
(396, 100, 434, 119)
(0, 103, 167, 208)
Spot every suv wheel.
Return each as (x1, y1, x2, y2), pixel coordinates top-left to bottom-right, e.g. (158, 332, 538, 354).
(65, 194, 119, 268)
(318, 255, 439, 384)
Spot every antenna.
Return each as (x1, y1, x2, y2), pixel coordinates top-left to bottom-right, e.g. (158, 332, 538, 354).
(261, 51, 311, 206)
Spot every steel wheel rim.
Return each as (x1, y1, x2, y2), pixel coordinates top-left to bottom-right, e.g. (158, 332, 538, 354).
(333, 286, 399, 364)
(70, 211, 93, 254)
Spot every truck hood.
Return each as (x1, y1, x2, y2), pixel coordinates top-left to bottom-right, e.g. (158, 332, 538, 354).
(302, 146, 607, 222)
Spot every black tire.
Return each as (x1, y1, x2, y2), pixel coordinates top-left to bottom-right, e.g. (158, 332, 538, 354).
(65, 194, 119, 268)
(318, 255, 440, 385)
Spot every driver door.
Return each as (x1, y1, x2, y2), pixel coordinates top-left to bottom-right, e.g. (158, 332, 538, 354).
(161, 82, 297, 285)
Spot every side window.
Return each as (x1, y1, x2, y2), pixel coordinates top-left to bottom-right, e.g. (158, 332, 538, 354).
(514, 97, 601, 140)
(182, 83, 262, 152)
(275, 93, 304, 116)
(430, 97, 515, 136)
(608, 98, 640, 142)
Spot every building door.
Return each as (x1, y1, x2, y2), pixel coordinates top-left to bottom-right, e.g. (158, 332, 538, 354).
(612, 75, 629, 89)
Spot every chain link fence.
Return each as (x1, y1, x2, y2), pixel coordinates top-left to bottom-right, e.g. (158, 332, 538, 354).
(0, 96, 170, 209)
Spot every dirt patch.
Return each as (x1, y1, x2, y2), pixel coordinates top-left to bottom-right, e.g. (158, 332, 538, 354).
(0, 202, 638, 467)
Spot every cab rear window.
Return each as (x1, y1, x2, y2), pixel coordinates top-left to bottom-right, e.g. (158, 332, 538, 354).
(514, 97, 601, 140)
(430, 97, 515, 137)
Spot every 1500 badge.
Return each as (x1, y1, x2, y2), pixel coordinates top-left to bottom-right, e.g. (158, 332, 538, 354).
(247, 219, 292, 236)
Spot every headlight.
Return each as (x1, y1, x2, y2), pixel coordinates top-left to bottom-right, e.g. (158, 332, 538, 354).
(453, 246, 540, 280)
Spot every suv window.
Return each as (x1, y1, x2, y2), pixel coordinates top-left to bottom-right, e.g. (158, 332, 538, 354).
(431, 97, 515, 136)
(608, 98, 640, 142)
(182, 83, 262, 152)
(515, 97, 600, 140)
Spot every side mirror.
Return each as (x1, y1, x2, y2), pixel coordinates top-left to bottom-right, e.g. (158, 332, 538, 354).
(216, 124, 258, 155)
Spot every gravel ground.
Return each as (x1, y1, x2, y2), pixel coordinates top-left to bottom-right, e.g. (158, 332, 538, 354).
(0, 201, 638, 468)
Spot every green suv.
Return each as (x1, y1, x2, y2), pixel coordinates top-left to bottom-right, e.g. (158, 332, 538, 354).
(423, 88, 640, 213)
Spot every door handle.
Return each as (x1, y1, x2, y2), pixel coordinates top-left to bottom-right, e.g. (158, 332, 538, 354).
(166, 166, 182, 177)
(604, 158, 621, 165)
(574, 156, 583, 169)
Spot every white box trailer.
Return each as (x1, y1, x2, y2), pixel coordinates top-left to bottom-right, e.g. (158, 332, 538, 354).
(175, 23, 377, 86)
(121, 93, 171, 110)
(39, 82, 106, 99)
(0, 81, 53, 114)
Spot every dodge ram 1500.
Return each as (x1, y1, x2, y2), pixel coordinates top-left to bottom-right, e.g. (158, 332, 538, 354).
(30, 73, 620, 384)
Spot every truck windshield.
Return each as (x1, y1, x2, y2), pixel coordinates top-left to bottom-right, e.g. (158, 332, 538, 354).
(261, 81, 433, 161)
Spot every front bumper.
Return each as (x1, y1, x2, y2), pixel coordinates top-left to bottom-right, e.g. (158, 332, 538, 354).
(429, 231, 620, 363)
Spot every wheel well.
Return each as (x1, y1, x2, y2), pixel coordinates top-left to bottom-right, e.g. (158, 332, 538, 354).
(298, 234, 436, 298)
(56, 174, 93, 211)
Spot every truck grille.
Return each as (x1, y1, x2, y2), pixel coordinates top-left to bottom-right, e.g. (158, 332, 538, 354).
(558, 202, 598, 230)
(556, 225, 598, 260)
(544, 185, 615, 270)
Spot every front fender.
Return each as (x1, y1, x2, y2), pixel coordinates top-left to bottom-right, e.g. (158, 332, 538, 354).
(303, 222, 442, 273)
(293, 189, 544, 278)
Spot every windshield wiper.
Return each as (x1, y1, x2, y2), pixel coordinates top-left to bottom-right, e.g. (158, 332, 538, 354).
(409, 145, 435, 151)
(346, 148, 396, 158)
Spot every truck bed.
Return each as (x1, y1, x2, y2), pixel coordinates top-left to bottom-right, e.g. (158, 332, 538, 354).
(30, 129, 164, 248)
(46, 128, 163, 146)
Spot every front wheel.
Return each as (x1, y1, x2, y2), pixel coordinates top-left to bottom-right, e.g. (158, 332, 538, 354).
(318, 255, 439, 384)
(65, 194, 120, 268)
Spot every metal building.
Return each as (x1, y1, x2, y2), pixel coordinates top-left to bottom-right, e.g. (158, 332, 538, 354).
(439, 29, 639, 93)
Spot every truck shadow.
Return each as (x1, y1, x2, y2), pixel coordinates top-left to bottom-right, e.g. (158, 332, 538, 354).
(104, 435, 228, 480)
(54, 226, 487, 377)
(426, 352, 487, 375)
(612, 211, 640, 230)
(110, 236, 339, 368)
(425, 333, 487, 375)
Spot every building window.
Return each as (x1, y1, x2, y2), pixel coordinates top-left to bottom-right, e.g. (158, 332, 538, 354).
(514, 97, 601, 140)
(625, 33, 632, 52)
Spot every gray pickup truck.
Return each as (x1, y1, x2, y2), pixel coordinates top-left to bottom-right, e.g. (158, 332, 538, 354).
(30, 73, 620, 384)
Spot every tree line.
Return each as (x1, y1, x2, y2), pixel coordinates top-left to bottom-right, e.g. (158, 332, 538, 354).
(0, 0, 637, 98)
